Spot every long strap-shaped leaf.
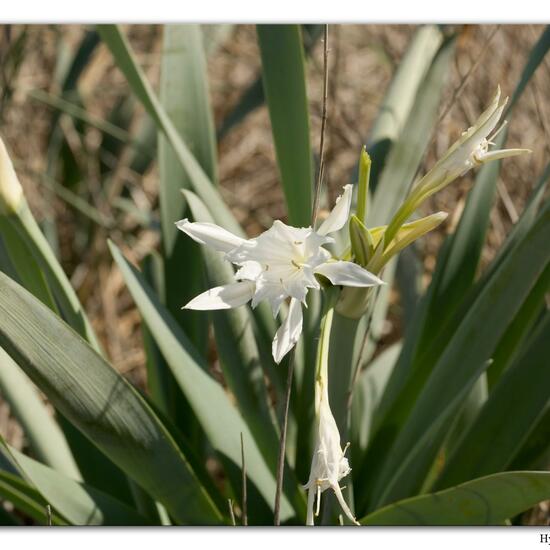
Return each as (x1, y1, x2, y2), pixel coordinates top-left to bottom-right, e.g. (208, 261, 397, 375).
(0, 271, 222, 525)
(361, 471, 550, 525)
(97, 25, 242, 237)
(109, 242, 300, 522)
(257, 25, 313, 227)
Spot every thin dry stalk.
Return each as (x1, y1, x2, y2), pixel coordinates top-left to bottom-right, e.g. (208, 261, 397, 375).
(273, 24, 330, 527)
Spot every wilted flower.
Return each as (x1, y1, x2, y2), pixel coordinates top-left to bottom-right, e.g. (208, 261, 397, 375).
(0, 137, 24, 215)
(304, 384, 359, 526)
(176, 184, 384, 363)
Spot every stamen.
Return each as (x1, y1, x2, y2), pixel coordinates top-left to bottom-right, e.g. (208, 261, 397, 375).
(343, 442, 350, 456)
(294, 241, 303, 245)
(291, 259, 301, 269)
(489, 119, 508, 142)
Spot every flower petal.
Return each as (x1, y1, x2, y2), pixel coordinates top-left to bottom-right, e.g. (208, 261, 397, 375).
(315, 260, 384, 287)
(316, 184, 353, 236)
(183, 281, 255, 310)
(175, 218, 245, 253)
(272, 297, 303, 364)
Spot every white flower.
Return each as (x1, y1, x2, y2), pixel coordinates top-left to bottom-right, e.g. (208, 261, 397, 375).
(304, 386, 359, 526)
(412, 86, 530, 202)
(176, 184, 384, 363)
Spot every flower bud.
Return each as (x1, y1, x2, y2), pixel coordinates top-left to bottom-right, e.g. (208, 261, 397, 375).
(0, 137, 24, 215)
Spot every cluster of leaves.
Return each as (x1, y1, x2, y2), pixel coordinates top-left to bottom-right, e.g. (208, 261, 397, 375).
(0, 24, 548, 526)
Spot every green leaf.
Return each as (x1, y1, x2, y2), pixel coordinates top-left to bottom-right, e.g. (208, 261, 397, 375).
(368, 199, 550, 509)
(0, 271, 222, 525)
(361, 471, 550, 525)
(158, 24, 212, 359)
(435, 312, 550, 489)
(97, 25, 242, 237)
(0, 347, 80, 478)
(350, 342, 401, 463)
(217, 25, 322, 140)
(257, 25, 312, 227)
(0, 469, 66, 526)
(6, 446, 148, 525)
(109, 242, 299, 522)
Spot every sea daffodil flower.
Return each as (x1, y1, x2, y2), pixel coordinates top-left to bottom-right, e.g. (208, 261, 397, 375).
(304, 384, 359, 526)
(384, 86, 531, 244)
(176, 184, 384, 363)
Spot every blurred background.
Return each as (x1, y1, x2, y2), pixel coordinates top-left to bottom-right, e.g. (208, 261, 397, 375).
(0, 26, 548, 521)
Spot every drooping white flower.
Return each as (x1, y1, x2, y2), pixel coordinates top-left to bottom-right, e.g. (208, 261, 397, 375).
(176, 184, 384, 363)
(304, 384, 359, 526)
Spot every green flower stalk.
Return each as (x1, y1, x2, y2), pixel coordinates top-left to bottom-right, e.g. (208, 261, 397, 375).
(303, 293, 359, 526)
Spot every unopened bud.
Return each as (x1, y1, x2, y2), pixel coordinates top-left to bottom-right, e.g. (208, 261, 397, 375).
(0, 137, 24, 215)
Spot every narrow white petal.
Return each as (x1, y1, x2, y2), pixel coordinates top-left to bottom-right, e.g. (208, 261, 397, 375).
(175, 218, 245, 253)
(315, 261, 384, 287)
(332, 483, 360, 526)
(183, 281, 255, 310)
(479, 148, 531, 163)
(316, 184, 353, 236)
(272, 298, 303, 364)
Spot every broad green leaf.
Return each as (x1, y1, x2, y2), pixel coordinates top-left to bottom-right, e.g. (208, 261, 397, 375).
(109, 242, 300, 522)
(0, 271, 222, 524)
(435, 312, 550, 489)
(368, 199, 550, 509)
(0, 347, 80, 478)
(257, 25, 312, 227)
(361, 471, 550, 525)
(97, 25, 242, 237)
(6, 447, 148, 526)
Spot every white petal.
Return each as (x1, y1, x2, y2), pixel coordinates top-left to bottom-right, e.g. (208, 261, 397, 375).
(332, 483, 360, 526)
(315, 261, 384, 287)
(316, 184, 353, 236)
(272, 298, 303, 364)
(175, 218, 245, 253)
(183, 281, 255, 310)
(479, 148, 531, 163)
